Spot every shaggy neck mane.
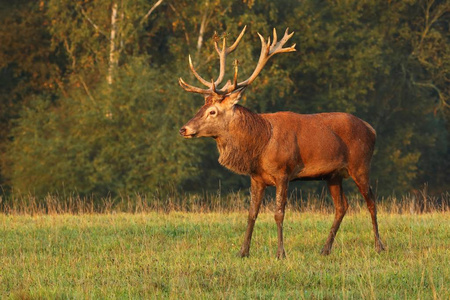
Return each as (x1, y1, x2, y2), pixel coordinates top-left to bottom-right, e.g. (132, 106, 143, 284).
(215, 105, 271, 175)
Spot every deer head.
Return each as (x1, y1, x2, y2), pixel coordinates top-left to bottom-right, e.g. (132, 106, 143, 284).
(179, 27, 296, 139)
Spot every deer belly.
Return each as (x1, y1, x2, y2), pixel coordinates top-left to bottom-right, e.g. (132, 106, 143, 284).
(295, 144, 348, 179)
(294, 162, 349, 180)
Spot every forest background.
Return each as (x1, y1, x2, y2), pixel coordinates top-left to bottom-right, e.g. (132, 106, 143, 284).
(0, 0, 448, 200)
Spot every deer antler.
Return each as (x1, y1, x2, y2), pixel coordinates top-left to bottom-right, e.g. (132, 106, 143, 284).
(179, 26, 247, 94)
(179, 27, 295, 96)
(225, 28, 296, 93)
(213, 27, 246, 87)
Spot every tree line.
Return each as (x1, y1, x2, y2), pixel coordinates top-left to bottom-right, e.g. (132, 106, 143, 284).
(0, 0, 448, 198)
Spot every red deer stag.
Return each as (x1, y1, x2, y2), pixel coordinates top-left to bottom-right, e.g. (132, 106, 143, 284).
(179, 27, 385, 259)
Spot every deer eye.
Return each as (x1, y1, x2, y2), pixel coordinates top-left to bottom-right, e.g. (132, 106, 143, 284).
(209, 110, 216, 115)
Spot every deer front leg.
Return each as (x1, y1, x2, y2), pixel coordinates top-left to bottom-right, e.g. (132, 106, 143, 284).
(274, 178, 288, 259)
(239, 178, 265, 257)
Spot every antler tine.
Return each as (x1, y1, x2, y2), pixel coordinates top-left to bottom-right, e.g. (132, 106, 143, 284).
(233, 59, 239, 88)
(188, 55, 212, 88)
(272, 28, 278, 47)
(235, 32, 270, 87)
(233, 59, 239, 89)
(237, 28, 296, 88)
(213, 36, 227, 86)
(227, 25, 247, 52)
(211, 78, 217, 94)
(179, 77, 211, 95)
(213, 31, 221, 54)
(213, 26, 247, 87)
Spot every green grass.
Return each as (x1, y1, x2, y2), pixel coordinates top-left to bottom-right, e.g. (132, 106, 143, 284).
(1, 210, 449, 299)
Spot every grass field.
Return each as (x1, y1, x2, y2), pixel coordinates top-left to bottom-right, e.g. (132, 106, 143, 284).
(1, 207, 449, 299)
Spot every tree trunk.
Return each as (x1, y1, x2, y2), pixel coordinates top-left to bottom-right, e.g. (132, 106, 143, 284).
(196, 6, 208, 55)
(108, 2, 118, 85)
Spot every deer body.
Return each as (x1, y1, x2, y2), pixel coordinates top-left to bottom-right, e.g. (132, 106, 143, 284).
(179, 27, 384, 259)
(215, 107, 373, 181)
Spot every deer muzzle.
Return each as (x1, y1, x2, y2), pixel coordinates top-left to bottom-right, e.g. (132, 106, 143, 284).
(179, 126, 197, 138)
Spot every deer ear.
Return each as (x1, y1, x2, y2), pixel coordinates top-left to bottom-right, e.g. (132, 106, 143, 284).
(223, 87, 246, 108)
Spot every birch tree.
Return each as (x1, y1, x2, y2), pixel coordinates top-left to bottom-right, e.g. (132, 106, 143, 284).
(45, 0, 164, 89)
(107, 0, 163, 84)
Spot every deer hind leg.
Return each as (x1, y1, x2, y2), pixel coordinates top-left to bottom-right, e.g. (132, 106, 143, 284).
(239, 178, 265, 257)
(321, 177, 349, 255)
(353, 174, 385, 252)
(274, 177, 289, 259)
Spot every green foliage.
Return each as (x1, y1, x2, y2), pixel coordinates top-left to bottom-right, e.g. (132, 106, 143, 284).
(6, 58, 202, 196)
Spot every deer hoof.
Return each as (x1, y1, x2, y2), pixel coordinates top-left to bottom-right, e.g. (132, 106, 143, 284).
(320, 246, 332, 256)
(375, 240, 386, 253)
(276, 249, 286, 260)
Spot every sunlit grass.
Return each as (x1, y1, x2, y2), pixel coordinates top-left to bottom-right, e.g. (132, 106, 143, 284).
(1, 210, 449, 298)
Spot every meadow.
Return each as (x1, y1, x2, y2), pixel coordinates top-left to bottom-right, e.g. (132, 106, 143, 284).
(0, 193, 449, 299)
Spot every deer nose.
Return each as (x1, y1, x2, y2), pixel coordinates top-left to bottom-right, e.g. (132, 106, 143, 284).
(179, 127, 187, 136)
